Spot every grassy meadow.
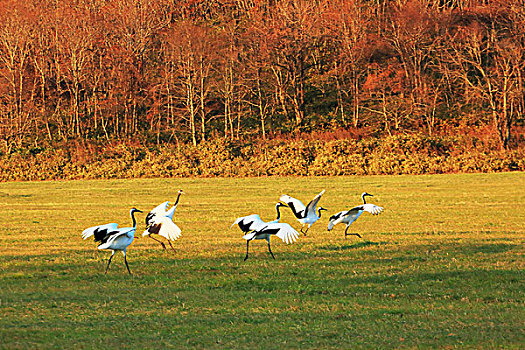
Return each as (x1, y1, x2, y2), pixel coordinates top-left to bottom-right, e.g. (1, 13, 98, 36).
(0, 173, 524, 349)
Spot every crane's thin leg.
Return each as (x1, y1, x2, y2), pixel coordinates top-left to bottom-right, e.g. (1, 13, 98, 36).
(105, 251, 115, 274)
(124, 253, 131, 275)
(122, 250, 131, 275)
(244, 241, 250, 261)
(302, 225, 310, 236)
(344, 226, 362, 238)
(167, 240, 176, 253)
(149, 235, 166, 250)
(267, 241, 276, 260)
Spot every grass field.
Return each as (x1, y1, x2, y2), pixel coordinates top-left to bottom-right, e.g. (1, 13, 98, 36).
(0, 173, 524, 349)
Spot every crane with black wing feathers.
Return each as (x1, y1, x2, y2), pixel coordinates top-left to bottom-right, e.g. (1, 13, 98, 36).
(328, 192, 384, 238)
(279, 190, 327, 235)
(82, 208, 143, 274)
(143, 189, 184, 252)
(231, 203, 299, 260)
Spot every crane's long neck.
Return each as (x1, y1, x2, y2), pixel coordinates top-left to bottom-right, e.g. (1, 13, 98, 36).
(173, 192, 182, 208)
(131, 211, 138, 228)
(275, 204, 282, 222)
(362, 195, 367, 204)
(317, 207, 323, 218)
(165, 193, 183, 219)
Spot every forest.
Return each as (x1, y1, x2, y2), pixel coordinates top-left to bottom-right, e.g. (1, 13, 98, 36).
(0, 0, 524, 179)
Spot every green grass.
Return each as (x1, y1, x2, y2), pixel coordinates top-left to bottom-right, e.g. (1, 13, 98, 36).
(0, 173, 524, 349)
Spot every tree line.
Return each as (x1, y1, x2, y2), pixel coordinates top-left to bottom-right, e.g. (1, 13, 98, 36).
(0, 0, 524, 153)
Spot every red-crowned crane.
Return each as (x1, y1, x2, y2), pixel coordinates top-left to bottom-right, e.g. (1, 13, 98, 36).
(241, 223, 299, 261)
(82, 208, 143, 274)
(143, 189, 184, 251)
(327, 192, 384, 238)
(231, 203, 299, 260)
(279, 190, 327, 235)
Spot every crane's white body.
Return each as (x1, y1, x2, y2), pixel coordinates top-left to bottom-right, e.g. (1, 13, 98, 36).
(82, 208, 142, 274)
(97, 228, 135, 251)
(279, 190, 326, 235)
(242, 222, 299, 245)
(328, 193, 383, 238)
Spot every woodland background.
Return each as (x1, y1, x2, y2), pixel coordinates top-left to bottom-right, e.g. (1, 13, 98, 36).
(0, 0, 524, 180)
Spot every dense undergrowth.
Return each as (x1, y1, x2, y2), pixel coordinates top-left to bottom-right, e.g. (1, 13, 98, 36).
(1, 134, 523, 181)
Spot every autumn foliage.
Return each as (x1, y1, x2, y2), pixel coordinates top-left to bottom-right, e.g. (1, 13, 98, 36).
(0, 0, 524, 179)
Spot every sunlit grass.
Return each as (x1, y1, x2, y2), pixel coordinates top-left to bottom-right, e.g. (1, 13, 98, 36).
(0, 173, 524, 348)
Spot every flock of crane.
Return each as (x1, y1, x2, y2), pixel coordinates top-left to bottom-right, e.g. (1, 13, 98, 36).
(82, 189, 384, 274)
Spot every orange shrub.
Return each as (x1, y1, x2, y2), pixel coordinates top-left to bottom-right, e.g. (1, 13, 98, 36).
(0, 135, 523, 181)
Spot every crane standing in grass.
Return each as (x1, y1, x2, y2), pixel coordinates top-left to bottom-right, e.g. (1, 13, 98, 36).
(279, 190, 327, 235)
(82, 207, 143, 274)
(328, 192, 384, 238)
(240, 222, 300, 261)
(231, 203, 299, 260)
(143, 189, 184, 251)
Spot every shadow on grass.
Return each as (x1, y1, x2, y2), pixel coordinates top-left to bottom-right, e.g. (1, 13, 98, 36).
(0, 192, 32, 198)
(319, 241, 387, 251)
(466, 243, 518, 254)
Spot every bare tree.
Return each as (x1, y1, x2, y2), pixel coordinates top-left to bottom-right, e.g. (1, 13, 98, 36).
(258, 0, 329, 128)
(446, 2, 525, 149)
(163, 22, 216, 146)
(0, 1, 34, 150)
(324, 0, 372, 128)
(385, 0, 445, 134)
(54, 2, 97, 137)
